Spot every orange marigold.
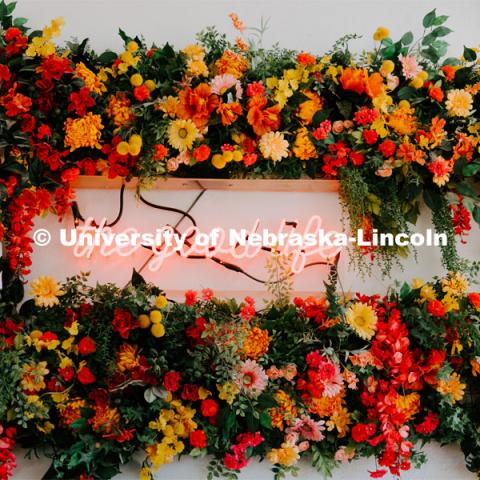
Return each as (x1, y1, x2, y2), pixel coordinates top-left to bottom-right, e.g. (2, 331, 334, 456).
(64, 112, 103, 151)
(215, 49, 249, 78)
(75, 62, 106, 95)
(387, 105, 416, 135)
(177, 83, 219, 128)
(297, 90, 323, 125)
(107, 93, 134, 128)
(89, 403, 121, 435)
(247, 95, 281, 136)
(217, 101, 242, 126)
(116, 343, 140, 372)
(58, 398, 87, 427)
(292, 127, 318, 160)
(396, 142, 426, 165)
(243, 326, 270, 359)
(268, 390, 297, 430)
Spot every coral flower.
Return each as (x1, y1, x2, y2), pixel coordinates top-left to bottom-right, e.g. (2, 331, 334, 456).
(345, 302, 377, 340)
(30, 276, 64, 308)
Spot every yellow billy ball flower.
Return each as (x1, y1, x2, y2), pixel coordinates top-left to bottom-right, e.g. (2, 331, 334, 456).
(130, 73, 143, 86)
(373, 26, 390, 42)
(150, 310, 163, 324)
(233, 150, 243, 162)
(212, 153, 227, 169)
(223, 151, 234, 162)
(127, 41, 139, 53)
(155, 295, 168, 309)
(410, 76, 424, 89)
(398, 100, 410, 109)
(151, 323, 166, 338)
(144, 79, 156, 92)
(116, 141, 130, 155)
(138, 314, 151, 329)
(380, 60, 395, 76)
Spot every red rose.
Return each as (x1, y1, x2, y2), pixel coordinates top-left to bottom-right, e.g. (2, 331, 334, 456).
(362, 129, 378, 145)
(189, 430, 207, 448)
(134, 85, 150, 102)
(193, 144, 211, 162)
(77, 365, 96, 385)
(164, 371, 181, 392)
(112, 308, 138, 339)
(78, 336, 97, 356)
(181, 383, 200, 401)
(427, 300, 446, 318)
(200, 399, 219, 417)
(378, 139, 396, 158)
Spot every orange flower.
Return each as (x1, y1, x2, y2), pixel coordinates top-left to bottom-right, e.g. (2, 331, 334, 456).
(297, 90, 323, 125)
(247, 95, 281, 136)
(292, 127, 318, 160)
(452, 132, 478, 162)
(340, 68, 368, 95)
(106, 93, 134, 128)
(59, 399, 87, 427)
(217, 101, 242, 126)
(395, 393, 420, 421)
(243, 326, 270, 359)
(396, 142, 425, 165)
(177, 83, 218, 128)
(365, 72, 384, 98)
(297, 52, 316, 65)
(215, 49, 249, 78)
(89, 403, 121, 435)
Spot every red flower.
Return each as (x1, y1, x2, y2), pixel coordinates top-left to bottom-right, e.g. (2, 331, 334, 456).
(37, 124, 52, 139)
(352, 423, 377, 442)
(185, 290, 198, 306)
(0, 64, 11, 81)
(363, 129, 378, 145)
(243, 153, 258, 167)
(354, 107, 379, 126)
(60, 167, 81, 184)
(350, 151, 365, 166)
(164, 371, 181, 392)
(246, 81, 265, 97)
(77, 365, 96, 385)
(4, 27, 22, 42)
(378, 139, 396, 158)
(440, 65, 456, 81)
(415, 412, 440, 435)
(68, 87, 95, 116)
(20, 114, 36, 133)
(181, 383, 200, 401)
(190, 430, 207, 448)
(36, 54, 73, 81)
(134, 85, 150, 102)
(153, 144, 168, 160)
(427, 300, 446, 318)
(429, 86, 444, 102)
(200, 399, 219, 417)
(193, 144, 211, 162)
(58, 366, 75, 382)
(468, 292, 480, 309)
(297, 52, 316, 65)
(78, 337, 97, 356)
(312, 120, 332, 140)
(4, 92, 32, 117)
(112, 308, 138, 339)
(369, 470, 387, 478)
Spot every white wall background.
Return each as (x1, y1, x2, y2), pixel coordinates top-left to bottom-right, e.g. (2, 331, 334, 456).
(11, 0, 480, 478)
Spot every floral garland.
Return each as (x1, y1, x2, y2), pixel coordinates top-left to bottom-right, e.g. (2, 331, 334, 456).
(0, 271, 480, 479)
(0, 3, 480, 277)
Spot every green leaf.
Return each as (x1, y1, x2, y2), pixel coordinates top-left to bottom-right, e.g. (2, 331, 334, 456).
(432, 26, 452, 37)
(260, 411, 272, 429)
(462, 162, 480, 177)
(397, 86, 416, 100)
(442, 57, 461, 66)
(422, 46, 440, 63)
(401, 31, 414, 45)
(97, 50, 117, 65)
(423, 9, 437, 28)
(473, 206, 480, 226)
(131, 268, 146, 287)
(13, 16, 27, 27)
(5, 1, 15, 15)
(463, 46, 477, 62)
(455, 181, 478, 198)
(423, 188, 442, 211)
(433, 15, 448, 26)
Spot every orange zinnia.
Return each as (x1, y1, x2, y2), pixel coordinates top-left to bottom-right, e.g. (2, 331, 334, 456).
(247, 95, 281, 136)
(177, 83, 218, 128)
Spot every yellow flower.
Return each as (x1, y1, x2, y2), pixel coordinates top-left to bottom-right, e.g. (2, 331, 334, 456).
(411, 278, 424, 289)
(130, 73, 143, 86)
(43, 17, 64, 39)
(167, 119, 199, 151)
(25, 17, 64, 57)
(116, 344, 140, 372)
(217, 382, 239, 405)
(326, 407, 351, 437)
(441, 272, 469, 297)
(198, 387, 211, 400)
(140, 467, 152, 480)
(75, 62, 107, 95)
(419, 284, 436, 303)
(30, 276, 64, 308)
(373, 26, 390, 42)
(155, 295, 168, 309)
(65, 320, 79, 336)
(151, 323, 166, 338)
(395, 393, 420, 421)
(157, 96, 179, 117)
(292, 127, 318, 160)
(187, 59, 209, 77)
(107, 93, 133, 128)
(442, 292, 460, 313)
(64, 113, 104, 151)
(21, 361, 49, 392)
(259, 131, 289, 162)
(127, 41, 139, 53)
(37, 421, 55, 434)
(436, 372, 466, 404)
(446, 89, 473, 117)
(267, 445, 300, 466)
(380, 60, 395, 76)
(243, 327, 270, 359)
(297, 90, 323, 125)
(62, 336, 76, 353)
(182, 44, 205, 60)
(345, 302, 377, 340)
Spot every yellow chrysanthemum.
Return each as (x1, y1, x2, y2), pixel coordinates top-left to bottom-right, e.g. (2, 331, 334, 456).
(30, 276, 64, 308)
(292, 127, 318, 160)
(75, 62, 107, 95)
(64, 113, 104, 151)
(446, 89, 473, 117)
(373, 26, 390, 42)
(186, 59, 209, 77)
(345, 302, 377, 340)
(436, 372, 466, 404)
(182, 44, 205, 60)
(167, 119, 199, 151)
(243, 327, 271, 359)
(259, 131, 289, 162)
(411, 278, 425, 289)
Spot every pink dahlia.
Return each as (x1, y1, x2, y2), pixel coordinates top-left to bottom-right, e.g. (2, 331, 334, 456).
(235, 359, 268, 397)
(210, 74, 243, 99)
(398, 54, 422, 80)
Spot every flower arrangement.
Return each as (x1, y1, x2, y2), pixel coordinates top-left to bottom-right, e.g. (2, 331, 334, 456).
(1, 270, 480, 479)
(0, 3, 480, 277)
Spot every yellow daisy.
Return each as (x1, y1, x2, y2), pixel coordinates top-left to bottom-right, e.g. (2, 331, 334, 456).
(167, 119, 199, 151)
(345, 302, 377, 340)
(30, 276, 64, 308)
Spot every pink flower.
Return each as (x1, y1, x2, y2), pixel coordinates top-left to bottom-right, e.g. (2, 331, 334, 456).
(210, 74, 243, 99)
(398, 54, 422, 80)
(289, 415, 325, 441)
(335, 446, 355, 462)
(235, 359, 268, 397)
